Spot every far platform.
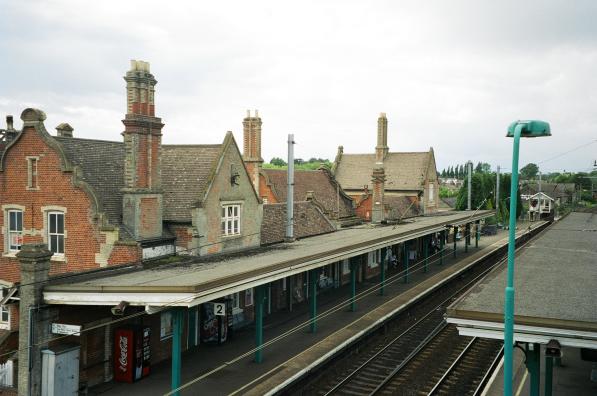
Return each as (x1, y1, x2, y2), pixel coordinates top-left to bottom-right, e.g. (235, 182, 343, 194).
(447, 211, 597, 349)
(44, 210, 492, 308)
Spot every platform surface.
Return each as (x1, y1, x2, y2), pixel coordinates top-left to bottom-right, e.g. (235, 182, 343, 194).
(448, 212, 597, 335)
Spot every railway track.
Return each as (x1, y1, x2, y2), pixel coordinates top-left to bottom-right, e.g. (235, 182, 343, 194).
(291, 225, 546, 396)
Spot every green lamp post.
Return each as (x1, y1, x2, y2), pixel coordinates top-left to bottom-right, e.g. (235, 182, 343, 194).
(504, 120, 551, 396)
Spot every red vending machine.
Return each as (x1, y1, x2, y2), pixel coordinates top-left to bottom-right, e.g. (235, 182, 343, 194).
(114, 326, 151, 383)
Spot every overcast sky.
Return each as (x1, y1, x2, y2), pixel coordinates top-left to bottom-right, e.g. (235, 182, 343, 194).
(1, 1, 596, 173)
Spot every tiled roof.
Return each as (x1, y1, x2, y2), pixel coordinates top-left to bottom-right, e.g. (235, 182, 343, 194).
(262, 168, 354, 218)
(55, 137, 125, 226)
(335, 152, 431, 191)
(520, 182, 576, 199)
(261, 201, 336, 245)
(161, 145, 222, 222)
(385, 195, 420, 220)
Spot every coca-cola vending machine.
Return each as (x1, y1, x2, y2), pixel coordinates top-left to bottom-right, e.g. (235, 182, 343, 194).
(114, 326, 151, 383)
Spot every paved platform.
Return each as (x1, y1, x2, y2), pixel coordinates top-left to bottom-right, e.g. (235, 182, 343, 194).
(88, 221, 544, 396)
(45, 210, 493, 308)
(484, 346, 597, 396)
(448, 212, 597, 395)
(447, 212, 597, 345)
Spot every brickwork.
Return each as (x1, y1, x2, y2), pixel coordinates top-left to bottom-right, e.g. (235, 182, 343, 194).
(0, 125, 138, 282)
(168, 224, 194, 252)
(258, 173, 278, 204)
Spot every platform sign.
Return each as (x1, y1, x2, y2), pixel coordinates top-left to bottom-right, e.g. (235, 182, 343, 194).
(51, 323, 82, 336)
(213, 302, 226, 316)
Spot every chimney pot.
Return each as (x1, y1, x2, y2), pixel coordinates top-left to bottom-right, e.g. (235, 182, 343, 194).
(56, 123, 74, 138)
(6, 115, 13, 130)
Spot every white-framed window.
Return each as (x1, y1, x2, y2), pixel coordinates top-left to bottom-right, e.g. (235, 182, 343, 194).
(47, 212, 65, 255)
(160, 311, 173, 340)
(367, 251, 379, 268)
(0, 288, 10, 329)
(221, 204, 241, 236)
(342, 259, 350, 275)
(429, 182, 435, 203)
(7, 210, 23, 252)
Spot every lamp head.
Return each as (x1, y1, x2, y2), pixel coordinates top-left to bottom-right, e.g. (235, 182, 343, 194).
(507, 120, 551, 138)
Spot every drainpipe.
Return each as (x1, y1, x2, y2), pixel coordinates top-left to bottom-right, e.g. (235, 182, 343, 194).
(286, 134, 295, 241)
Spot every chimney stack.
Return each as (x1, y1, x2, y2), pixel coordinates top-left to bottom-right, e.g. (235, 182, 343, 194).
(121, 60, 164, 240)
(55, 123, 74, 138)
(6, 115, 14, 130)
(371, 163, 386, 224)
(375, 113, 389, 162)
(242, 110, 263, 193)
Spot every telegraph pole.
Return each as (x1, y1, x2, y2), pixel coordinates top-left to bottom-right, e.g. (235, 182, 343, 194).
(467, 161, 472, 210)
(496, 165, 500, 220)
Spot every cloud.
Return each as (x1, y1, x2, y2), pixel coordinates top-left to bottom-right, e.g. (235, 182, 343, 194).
(1, 0, 596, 172)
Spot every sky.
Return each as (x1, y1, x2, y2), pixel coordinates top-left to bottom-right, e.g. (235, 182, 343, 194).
(1, 0, 596, 173)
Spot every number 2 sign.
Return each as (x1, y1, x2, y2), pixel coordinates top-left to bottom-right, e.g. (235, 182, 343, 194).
(213, 302, 226, 316)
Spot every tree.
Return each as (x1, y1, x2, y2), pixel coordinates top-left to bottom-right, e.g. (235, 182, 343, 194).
(520, 163, 539, 180)
(269, 157, 286, 167)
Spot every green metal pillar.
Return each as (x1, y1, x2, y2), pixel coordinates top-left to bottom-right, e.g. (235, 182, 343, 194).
(171, 308, 184, 396)
(380, 247, 386, 296)
(525, 343, 541, 396)
(465, 223, 470, 253)
(350, 258, 357, 312)
(545, 356, 553, 396)
(423, 236, 429, 273)
(403, 241, 409, 283)
(309, 269, 317, 333)
(453, 226, 457, 258)
(255, 285, 265, 363)
(439, 231, 445, 265)
(475, 220, 480, 248)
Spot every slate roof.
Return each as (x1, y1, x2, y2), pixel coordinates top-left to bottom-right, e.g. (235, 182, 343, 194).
(520, 182, 576, 199)
(161, 145, 222, 222)
(262, 168, 354, 218)
(55, 137, 125, 226)
(385, 196, 420, 220)
(261, 201, 336, 245)
(334, 152, 431, 191)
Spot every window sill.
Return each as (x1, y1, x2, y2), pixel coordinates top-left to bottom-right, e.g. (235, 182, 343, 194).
(0, 324, 9, 330)
(221, 234, 242, 240)
(50, 255, 67, 263)
(2, 253, 19, 259)
(232, 307, 243, 315)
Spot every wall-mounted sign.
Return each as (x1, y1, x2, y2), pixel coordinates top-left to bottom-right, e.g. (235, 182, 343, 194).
(51, 323, 82, 336)
(213, 302, 226, 316)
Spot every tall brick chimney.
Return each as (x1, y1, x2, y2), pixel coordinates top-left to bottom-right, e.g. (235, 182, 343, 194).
(375, 112, 389, 162)
(121, 60, 164, 240)
(242, 110, 263, 193)
(371, 164, 386, 224)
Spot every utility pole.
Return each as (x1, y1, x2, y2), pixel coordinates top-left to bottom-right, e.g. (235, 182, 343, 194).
(538, 170, 542, 194)
(467, 161, 472, 210)
(286, 134, 295, 241)
(496, 165, 500, 220)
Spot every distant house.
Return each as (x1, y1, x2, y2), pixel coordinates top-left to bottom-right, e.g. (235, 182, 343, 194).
(332, 113, 439, 223)
(520, 182, 576, 205)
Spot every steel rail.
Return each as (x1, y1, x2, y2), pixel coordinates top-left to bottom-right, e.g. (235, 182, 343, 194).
(426, 336, 479, 395)
(321, 225, 545, 396)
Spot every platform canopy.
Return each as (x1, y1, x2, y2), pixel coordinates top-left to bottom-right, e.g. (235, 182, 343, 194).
(43, 210, 493, 309)
(447, 212, 597, 349)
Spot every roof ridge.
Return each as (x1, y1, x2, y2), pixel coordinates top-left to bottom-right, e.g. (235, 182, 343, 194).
(162, 144, 222, 148)
(54, 136, 123, 145)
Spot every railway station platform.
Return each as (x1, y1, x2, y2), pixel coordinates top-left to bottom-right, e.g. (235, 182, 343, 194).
(447, 212, 597, 395)
(87, 220, 545, 395)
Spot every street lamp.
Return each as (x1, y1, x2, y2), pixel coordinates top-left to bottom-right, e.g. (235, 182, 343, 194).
(504, 120, 551, 396)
